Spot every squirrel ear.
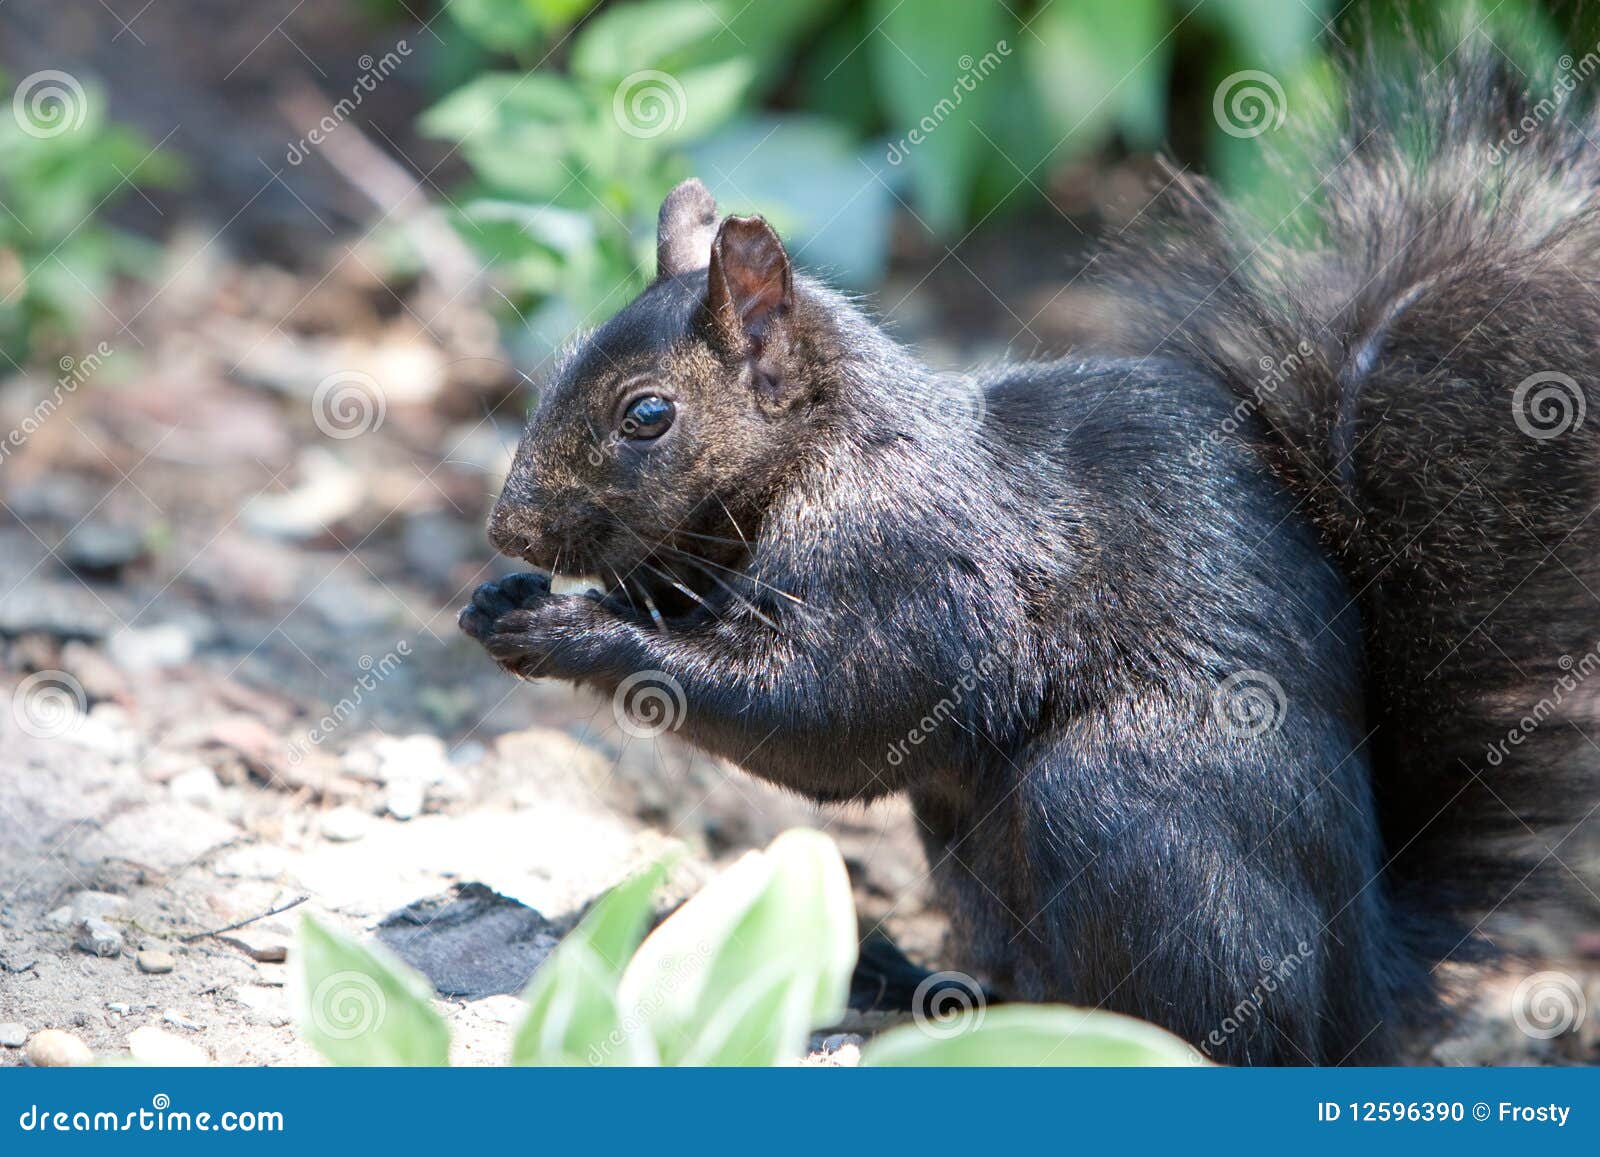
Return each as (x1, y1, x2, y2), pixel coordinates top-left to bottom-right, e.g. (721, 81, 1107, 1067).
(656, 178, 718, 279)
(705, 215, 792, 354)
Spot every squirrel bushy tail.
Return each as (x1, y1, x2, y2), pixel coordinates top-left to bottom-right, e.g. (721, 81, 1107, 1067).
(1112, 46, 1600, 960)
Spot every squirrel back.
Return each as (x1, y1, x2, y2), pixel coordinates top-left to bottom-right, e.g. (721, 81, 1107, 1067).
(1110, 45, 1600, 948)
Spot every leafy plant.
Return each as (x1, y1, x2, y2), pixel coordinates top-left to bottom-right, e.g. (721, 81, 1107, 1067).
(0, 69, 178, 366)
(295, 827, 1206, 1067)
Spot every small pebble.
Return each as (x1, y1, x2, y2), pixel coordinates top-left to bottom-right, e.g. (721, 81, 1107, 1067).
(137, 949, 176, 974)
(75, 916, 123, 958)
(168, 765, 223, 808)
(26, 1029, 93, 1067)
(320, 806, 369, 842)
(129, 1026, 208, 1066)
(218, 934, 288, 963)
(162, 1009, 201, 1031)
(385, 777, 425, 821)
(70, 891, 129, 922)
(0, 1022, 27, 1048)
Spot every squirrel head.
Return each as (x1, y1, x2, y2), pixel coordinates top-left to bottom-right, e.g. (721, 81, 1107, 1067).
(487, 178, 835, 612)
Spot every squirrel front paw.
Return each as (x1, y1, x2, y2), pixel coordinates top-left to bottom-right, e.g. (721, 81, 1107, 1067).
(459, 571, 621, 679)
(457, 571, 551, 645)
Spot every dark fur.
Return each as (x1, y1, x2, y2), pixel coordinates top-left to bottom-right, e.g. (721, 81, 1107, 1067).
(462, 51, 1600, 1064)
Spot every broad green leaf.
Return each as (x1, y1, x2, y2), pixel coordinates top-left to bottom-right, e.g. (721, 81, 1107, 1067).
(616, 828, 857, 1066)
(447, 0, 598, 52)
(511, 862, 666, 1066)
(420, 74, 597, 199)
(1026, 0, 1169, 153)
(571, 0, 731, 83)
(294, 915, 451, 1066)
(418, 73, 589, 145)
(446, 0, 546, 53)
(869, 0, 1008, 234)
(864, 1005, 1210, 1067)
(1205, 0, 1328, 68)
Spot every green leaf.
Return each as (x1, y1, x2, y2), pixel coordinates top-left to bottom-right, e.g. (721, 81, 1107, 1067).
(419, 73, 596, 199)
(1205, 0, 1328, 68)
(869, 0, 1009, 234)
(447, 0, 599, 52)
(1026, 0, 1170, 154)
(511, 862, 666, 1066)
(615, 828, 857, 1066)
(864, 1005, 1210, 1067)
(294, 915, 452, 1066)
(571, 0, 731, 82)
(446, 0, 546, 53)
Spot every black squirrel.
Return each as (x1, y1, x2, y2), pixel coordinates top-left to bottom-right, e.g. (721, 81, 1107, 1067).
(460, 49, 1600, 1064)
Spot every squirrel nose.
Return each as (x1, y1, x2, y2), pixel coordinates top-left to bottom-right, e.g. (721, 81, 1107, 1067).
(487, 504, 540, 561)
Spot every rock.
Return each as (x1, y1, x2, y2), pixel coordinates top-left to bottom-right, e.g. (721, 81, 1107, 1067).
(129, 1026, 208, 1066)
(0, 584, 118, 640)
(75, 916, 123, 957)
(137, 949, 176, 974)
(319, 806, 368, 842)
(374, 734, 448, 820)
(26, 1029, 92, 1067)
(75, 803, 240, 873)
(0, 1022, 27, 1047)
(62, 523, 145, 580)
(44, 905, 73, 930)
(376, 734, 449, 785)
(385, 777, 424, 821)
(162, 1009, 201, 1031)
(213, 846, 286, 880)
(376, 883, 560, 1000)
(107, 624, 194, 672)
(217, 934, 288, 963)
(168, 765, 223, 808)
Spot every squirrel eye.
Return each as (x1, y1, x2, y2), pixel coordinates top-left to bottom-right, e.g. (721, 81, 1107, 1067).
(621, 394, 674, 440)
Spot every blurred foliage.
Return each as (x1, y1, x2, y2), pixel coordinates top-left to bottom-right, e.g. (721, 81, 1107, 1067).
(0, 70, 178, 367)
(422, 0, 1590, 350)
(296, 828, 1205, 1066)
